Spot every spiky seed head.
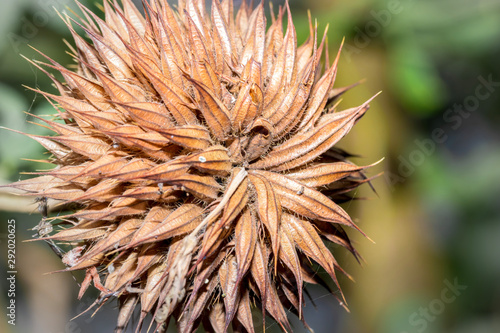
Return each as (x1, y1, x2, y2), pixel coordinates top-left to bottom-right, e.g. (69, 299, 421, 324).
(7, 0, 379, 332)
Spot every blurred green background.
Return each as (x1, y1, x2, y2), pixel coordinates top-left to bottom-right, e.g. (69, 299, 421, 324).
(1, 0, 500, 332)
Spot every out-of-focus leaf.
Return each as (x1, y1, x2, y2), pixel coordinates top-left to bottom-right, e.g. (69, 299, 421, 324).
(388, 44, 446, 116)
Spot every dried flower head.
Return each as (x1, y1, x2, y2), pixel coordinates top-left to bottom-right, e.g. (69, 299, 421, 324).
(7, 0, 379, 331)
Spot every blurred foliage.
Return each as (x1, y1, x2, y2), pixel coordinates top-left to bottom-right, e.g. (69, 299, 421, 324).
(1, 0, 500, 332)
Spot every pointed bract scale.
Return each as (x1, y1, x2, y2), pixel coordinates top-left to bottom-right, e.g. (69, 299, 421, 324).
(103, 1, 128, 41)
(118, 101, 175, 131)
(128, 203, 203, 246)
(140, 160, 189, 182)
(27, 112, 82, 137)
(70, 110, 125, 131)
(79, 3, 132, 64)
(250, 237, 269, 325)
(187, 251, 226, 309)
(286, 161, 368, 188)
(265, 67, 314, 138)
(181, 145, 232, 176)
(264, 274, 292, 332)
(297, 34, 340, 131)
(83, 25, 134, 80)
(107, 158, 157, 181)
(102, 125, 170, 151)
(263, 4, 296, 108)
(312, 219, 362, 262)
(196, 221, 229, 269)
(81, 218, 143, 261)
(133, 55, 198, 125)
(104, 250, 139, 292)
(30, 95, 111, 132)
(197, 168, 248, 262)
(92, 68, 146, 103)
(36, 185, 85, 201)
(27, 164, 90, 186)
(122, 0, 146, 36)
(248, 172, 281, 271)
(123, 13, 160, 69)
(121, 184, 176, 202)
(278, 225, 303, 317)
(218, 255, 240, 330)
(45, 64, 110, 112)
(128, 245, 163, 284)
(128, 206, 173, 247)
(220, 0, 235, 33)
(167, 173, 221, 201)
(231, 79, 263, 133)
(211, 0, 235, 74)
(240, 56, 262, 86)
(282, 213, 349, 304)
(295, 12, 316, 75)
(236, 288, 255, 333)
(187, 78, 232, 141)
(10, 130, 72, 161)
(51, 134, 110, 161)
(68, 201, 147, 221)
(235, 0, 250, 39)
(159, 125, 212, 150)
(270, 29, 321, 138)
(62, 19, 107, 76)
(73, 178, 122, 203)
(115, 294, 138, 333)
(184, 276, 218, 333)
(140, 259, 169, 317)
(234, 209, 256, 285)
(71, 153, 128, 180)
(209, 302, 226, 333)
(262, 5, 284, 82)
(250, 101, 370, 172)
(191, 59, 222, 98)
(251, 169, 366, 235)
(219, 168, 249, 226)
(239, 2, 266, 68)
(4, 175, 64, 193)
(38, 220, 109, 242)
(157, 3, 189, 87)
(186, 0, 207, 39)
(185, 12, 214, 68)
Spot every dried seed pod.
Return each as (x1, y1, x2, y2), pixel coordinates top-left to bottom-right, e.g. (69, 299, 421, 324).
(5, 0, 380, 332)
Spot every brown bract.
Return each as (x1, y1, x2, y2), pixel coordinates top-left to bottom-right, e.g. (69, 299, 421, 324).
(6, 0, 379, 332)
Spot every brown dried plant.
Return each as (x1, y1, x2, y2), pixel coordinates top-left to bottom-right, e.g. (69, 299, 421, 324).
(5, 0, 379, 332)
